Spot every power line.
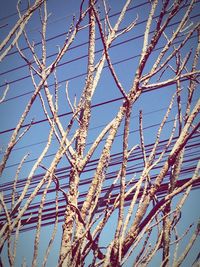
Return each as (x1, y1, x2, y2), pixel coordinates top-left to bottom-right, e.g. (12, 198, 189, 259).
(4, 177, 199, 233)
(2, 0, 197, 61)
(1, 135, 199, 232)
(0, 96, 122, 135)
(1, 134, 198, 229)
(0, 4, 150, 77)
(0, 7, 28, 22)
(1, 133, 199, 198)
(3, 118, 178, 169)
(1, 12, 198, 83)
(0, 0, 50, 22)
(2, 98, 194, 155)
(0, 1, 199, 235)
(0, 33, 198, 105)
(18, 182, 200, 232)
(1, 1, 149, 59)
(1, 63, 199, 135)
(1, 134, 199, 196)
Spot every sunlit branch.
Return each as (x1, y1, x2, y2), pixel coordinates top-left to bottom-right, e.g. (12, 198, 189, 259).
(0, 0, 45, 62)
(0, 84, 9, 103)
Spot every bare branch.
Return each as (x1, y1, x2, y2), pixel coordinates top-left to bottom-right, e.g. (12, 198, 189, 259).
(92, 4, 128, 99)
(0, 0, 45, 61)
(11, 154, 29, 209)
(0, 84, 9, 103)
(174, 221, 200, 267)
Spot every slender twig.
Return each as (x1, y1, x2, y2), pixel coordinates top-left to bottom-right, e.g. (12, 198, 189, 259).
(42, 190, 59, 267)
(11, 154, 29, 210)
(0, 0, 45, 61)
(92, 4, 128, 99)
(0, 84, 9, 103)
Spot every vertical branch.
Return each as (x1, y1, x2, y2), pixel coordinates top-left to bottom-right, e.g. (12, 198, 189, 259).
(0, 194, 13, 266)
(139, 110, 147, 166)
(11, 154, 29, 210)
(173, 221, 200, 267)
(162, 150, 184, 266)
(161, 46, 188, 266)
(32, 175, 53, 267)
(113, 102, 132, 264)
(140, 0, 158, 63)
(0, 84, 9, 103)
(42, 190, 59, 267)
(40, 0, 47, 68)
(176, 54, 183, 135)
(172, 227, 180, 265)
(76, 0, 95, 158)
(59, 1, 96, 265)
(148, 93, 176, 165)
(12, 220, 21, 266)
(80, 104, 126, 223)
(185, 28, 200, 120)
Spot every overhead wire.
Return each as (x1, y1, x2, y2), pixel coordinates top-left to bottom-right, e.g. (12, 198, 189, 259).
(0, 0, 51, 22)
(2, 118, 177, 169)
(5, 176, 199, 233)
(1, 131, 199, 230)
(18, 181, 200, 232)
(0, 1, 199, 232)
(0, 2, 158, 77)
(1, 135, 199, 197)
(1, 93, 199, 166)
(1, 97, 195, 154)
(1, 133, 199, 194)
(0, 1, 149, 59)
(1, 0, 197, 61)
(0, 0, 198, 117)
(0, 13, 199, 88)
(1, 135, 199, 232)
(0, 62, 199, 135)
(0, 6, 28, 22)
(0, 31, 198, 106)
